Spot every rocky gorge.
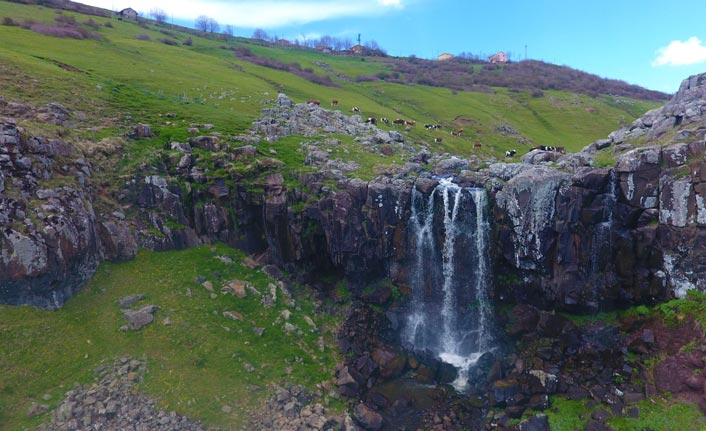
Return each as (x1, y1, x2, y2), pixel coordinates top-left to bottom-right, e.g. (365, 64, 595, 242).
(5, 72, 706, 429)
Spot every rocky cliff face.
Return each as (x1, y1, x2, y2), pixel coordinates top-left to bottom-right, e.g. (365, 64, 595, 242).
(5, 74, 706, 312)
(0, 118, 136, 309)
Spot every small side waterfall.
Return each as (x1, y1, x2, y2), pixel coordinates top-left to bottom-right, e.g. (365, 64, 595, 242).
(403, 179, 495, 390)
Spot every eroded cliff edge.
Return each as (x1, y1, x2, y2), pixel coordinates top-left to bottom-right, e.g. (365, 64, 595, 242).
(3, 73, 706, 311)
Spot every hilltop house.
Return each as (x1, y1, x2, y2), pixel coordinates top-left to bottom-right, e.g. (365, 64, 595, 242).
(488, 51, 508, 64)
(437, 53, 454, 61)
(117, 8, 138, 20)
(351, 45, 364, 55)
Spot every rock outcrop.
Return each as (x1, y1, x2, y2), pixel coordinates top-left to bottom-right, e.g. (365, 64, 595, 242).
(0, 120, 135, 309)
(6, 76, 706, 313)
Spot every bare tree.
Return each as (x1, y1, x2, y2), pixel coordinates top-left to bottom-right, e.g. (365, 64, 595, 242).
(252, 28, 269, 40)
(150, 8, 167, 23)
(207, 17, 219, 33)
(195, 15, 210, 31)
(224, 24, 234, 39)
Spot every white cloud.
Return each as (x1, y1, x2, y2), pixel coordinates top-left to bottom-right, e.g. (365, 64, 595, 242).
(86, 0, 404, 28)
(653, 36, 706, 67)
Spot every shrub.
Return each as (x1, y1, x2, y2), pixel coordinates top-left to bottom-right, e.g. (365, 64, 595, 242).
(103, 21, 113, 28)
(158, 38, 178, 46)
(30, 23, 84, 39)
(135, 34, 151, 41)
(2, 17, 16, 26)
(54, 14, 76, 27)
(531, 89, 545, 98)
(182, 37, 192, 46)
(83, 19, 99, 30)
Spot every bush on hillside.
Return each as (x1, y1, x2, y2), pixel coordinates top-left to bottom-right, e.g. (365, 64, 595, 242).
(135, 34, 151, 41)
(182, 37, 192, 46)
(54, 14, 76, 26)
(30, 23, 84, 38)
(381, 57, 669, 101)
(1, 17, 16, 26)
(83, 19, 99, 30)
(233, 49, 340, 88)
(158, 38, 178, 46)
(103, 21, 112, 28)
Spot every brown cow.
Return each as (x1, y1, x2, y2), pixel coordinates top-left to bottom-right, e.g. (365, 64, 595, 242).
(331, 99, 339, 107)
(307, 99, 321, 105)
(451, 129, 464, 136)
(434, 137, 443, 143)
(405, 120, 416, 126)
(392, 118, 405, 125)
(474, 142, 482, 148)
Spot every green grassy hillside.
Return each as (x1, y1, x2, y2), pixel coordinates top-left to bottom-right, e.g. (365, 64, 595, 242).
(0, 245, 341, 430)
(0, 0, 661, 172)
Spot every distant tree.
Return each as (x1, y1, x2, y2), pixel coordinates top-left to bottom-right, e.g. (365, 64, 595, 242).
(224, 24, 234, 39)
(195, 15, 209, 31)
(364, 40, 386, 56)
(252, 28, 268, 40)
(207, 17, 219, 33)
(318, 35, 334, 48)
(150, 8, 167, 23)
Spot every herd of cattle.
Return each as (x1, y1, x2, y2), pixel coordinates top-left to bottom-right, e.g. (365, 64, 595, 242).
(304, 99, 566, 158)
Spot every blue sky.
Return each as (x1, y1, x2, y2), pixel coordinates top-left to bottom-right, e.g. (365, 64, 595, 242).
(85, 0, 706, 93)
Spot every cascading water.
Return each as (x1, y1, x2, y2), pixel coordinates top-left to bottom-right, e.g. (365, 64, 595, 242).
(403, 178, 494, 390)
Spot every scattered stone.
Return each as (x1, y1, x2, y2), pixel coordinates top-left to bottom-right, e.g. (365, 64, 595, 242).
(221, 405, 232, 413)
(244, 363, 255, 372)
(40, 357, 204, 430)
(162, 317, 171, 326)
(243, 256, 259, 269)
(118, 293, 145, 309)
(201, 281, 214, 292)
(284, 322, 301, 335)
(354, 403, 383, 430)
(222, 280, 248, 298)
(28, 402, 49, 417)
(121, 305, 157, 330)
(215, 255, 233, 264)
(223, 311, 243, 321)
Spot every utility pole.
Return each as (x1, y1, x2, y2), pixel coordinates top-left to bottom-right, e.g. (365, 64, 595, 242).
(357, 33, 361, 45)
(525, 44, 528, 60)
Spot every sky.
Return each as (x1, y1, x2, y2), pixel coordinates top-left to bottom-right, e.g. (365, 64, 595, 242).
(83, 0, 706, 93)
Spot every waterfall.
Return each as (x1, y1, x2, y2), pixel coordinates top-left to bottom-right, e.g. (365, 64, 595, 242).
(403, 178, 494, 390)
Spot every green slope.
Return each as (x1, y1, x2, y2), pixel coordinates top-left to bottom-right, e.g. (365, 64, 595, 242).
(0, 0, 661, 169)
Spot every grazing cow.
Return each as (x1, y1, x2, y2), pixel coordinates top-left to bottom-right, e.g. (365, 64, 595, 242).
(555, 146, 566, 154)
(405, 120, 416, 126)
(380, 117, 390, 125)
(307, 99, 320, 106)
(451, 129, 464, 136)
(433, 124, 442, 129)
(365, 117, 376, 125)
(474, 142, 482, 148)
(352, 106, 360, 113)
(331, 99, 339, 107)
(392, 118, 405, 125)
(434, 137, 443, 143)
(424, 124, 434, 130)
(505, 149, 517, 158)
